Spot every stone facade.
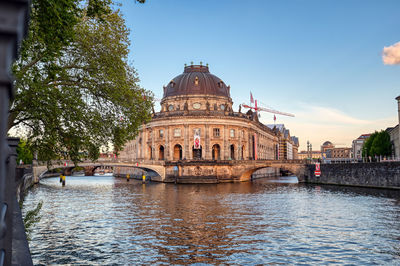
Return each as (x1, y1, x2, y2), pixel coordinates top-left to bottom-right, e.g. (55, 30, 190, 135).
(304, 162, 400, 189)
(119, 64, 295, 163)
(387, 125, 399, 159)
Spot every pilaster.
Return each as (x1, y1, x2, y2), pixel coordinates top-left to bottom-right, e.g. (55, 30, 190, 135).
(184, 124, 189, 159)
(205, 124, 210, 159)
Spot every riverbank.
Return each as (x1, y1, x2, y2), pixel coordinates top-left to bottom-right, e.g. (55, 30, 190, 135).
(304, 162, 400, 190)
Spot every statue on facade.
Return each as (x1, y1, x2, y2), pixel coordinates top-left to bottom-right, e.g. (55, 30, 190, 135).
(239, 104, 241, 113)
(206, 101, 210, 111)
(184, 101, 188, 111)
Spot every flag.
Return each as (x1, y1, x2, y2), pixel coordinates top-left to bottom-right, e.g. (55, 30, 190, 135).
(274, 115, 276, 122)
(255, 100, 258, 111)
(250, 92, 254, 104)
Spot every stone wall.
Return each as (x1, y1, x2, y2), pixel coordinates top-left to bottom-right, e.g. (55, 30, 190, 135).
(303, 162, 400, 189)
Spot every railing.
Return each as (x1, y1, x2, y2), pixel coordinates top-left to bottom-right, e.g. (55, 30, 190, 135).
(0, 1, 31, 265)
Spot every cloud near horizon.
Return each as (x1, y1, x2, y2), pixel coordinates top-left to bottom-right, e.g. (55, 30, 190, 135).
(260, 104, 397, 151)
(383, 41, 400, 65)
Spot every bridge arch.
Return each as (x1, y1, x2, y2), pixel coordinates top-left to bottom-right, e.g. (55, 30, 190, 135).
(236, 162, 306, 182)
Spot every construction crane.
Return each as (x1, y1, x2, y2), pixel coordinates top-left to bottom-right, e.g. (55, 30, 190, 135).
(242, 93, 295, 118)
(242, 102, 295, 117)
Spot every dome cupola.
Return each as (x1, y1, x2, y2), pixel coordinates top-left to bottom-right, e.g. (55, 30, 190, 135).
(163, 64, 231, 98)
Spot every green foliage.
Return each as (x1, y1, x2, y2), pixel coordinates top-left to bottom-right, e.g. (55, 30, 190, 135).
(9, 1, 151, 165)
(23, 200, 43, 241)
(370, 130, 392, 156)
(362, 132, 377, 157)
(16, 139, 34, 164)
(362, 131, 392, 159)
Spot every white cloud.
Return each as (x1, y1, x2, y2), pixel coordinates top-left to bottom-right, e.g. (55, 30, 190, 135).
(383, 41, 400, 65)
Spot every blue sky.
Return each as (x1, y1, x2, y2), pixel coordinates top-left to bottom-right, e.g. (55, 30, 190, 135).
(121, 0, 400, 150)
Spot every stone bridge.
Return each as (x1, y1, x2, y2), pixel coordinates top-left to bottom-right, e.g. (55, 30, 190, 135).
(31, 160, 166, 183)
(161, 159, 307, 183)
(32, 159, 307, 184)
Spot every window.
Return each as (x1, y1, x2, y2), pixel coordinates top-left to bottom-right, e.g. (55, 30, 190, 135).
(213, 128, 220, 137)
(159, 129, 164, 138)
(230, 129, 235, 138)
(194, 76, 199, 85)
(174, 128, 181, 137)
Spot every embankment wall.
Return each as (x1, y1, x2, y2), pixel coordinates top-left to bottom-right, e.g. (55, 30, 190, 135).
(304, 162, 400, 189)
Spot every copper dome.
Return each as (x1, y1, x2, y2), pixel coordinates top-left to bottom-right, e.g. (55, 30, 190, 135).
(163, 65, 231, 98)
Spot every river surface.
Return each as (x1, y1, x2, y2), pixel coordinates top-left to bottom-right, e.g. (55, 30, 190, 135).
(22, 175, 400, 265)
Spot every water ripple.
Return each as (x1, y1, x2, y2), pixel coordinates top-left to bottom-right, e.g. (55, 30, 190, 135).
(22, 176, 400, 265)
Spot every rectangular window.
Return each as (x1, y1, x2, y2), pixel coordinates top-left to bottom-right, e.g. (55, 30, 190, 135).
(174, 128, 181, 137)
(213, 128, 220, 137)
(230, 129, 235, 138)
(159, 129, 164, 138)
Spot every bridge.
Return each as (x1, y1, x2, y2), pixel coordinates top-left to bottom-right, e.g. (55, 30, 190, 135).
(32, 158, 307, 184)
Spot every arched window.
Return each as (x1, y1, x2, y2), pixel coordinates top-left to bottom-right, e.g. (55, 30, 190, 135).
(173, 144, 183, 160)
(159, 145, 164, 160)
(212, 144, 221, 160)
(241, 145, 245, 160)
(192, 145, 202, 160)
(149, 145, 153, 159)
(230, 144, 235, 160)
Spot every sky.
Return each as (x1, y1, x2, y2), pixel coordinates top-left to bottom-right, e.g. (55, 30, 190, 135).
(120, 0, 400, 151)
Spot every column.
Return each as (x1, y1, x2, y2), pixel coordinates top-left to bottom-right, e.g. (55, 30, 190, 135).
(168, 126, 172, 160)
(164, 127, 168, 160)
(224, 125, 228, 159)
(151, 129, 155, 160)
(205, 124, 210, 159)
(184, 124, 189, 159)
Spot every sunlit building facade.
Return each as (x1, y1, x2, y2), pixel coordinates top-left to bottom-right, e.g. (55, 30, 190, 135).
(120, 64, 299, 161)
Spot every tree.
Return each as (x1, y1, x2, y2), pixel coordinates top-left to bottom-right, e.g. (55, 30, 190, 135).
(362, 130, 392, 160)
(370, 131, 392, 157)
(362, 131, 377, 158)
(16, 139, 33, 165)
(9, 0, 151, 165)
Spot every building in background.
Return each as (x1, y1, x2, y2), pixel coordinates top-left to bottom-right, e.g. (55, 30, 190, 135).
(266, 124, 299, 160)
(352, 133, 371, 160)
(387, 125, 399, 159)
(320, 141, 352, 162)
(389, 96, 400, 159)
(298, 150, 326, 160)
(321, 141, 335, 158)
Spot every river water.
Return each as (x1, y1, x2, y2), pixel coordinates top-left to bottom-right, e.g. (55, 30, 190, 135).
(22, 175, 400, 265)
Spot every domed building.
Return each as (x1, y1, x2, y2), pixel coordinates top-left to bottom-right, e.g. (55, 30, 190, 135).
(119, 64, 294, 171)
